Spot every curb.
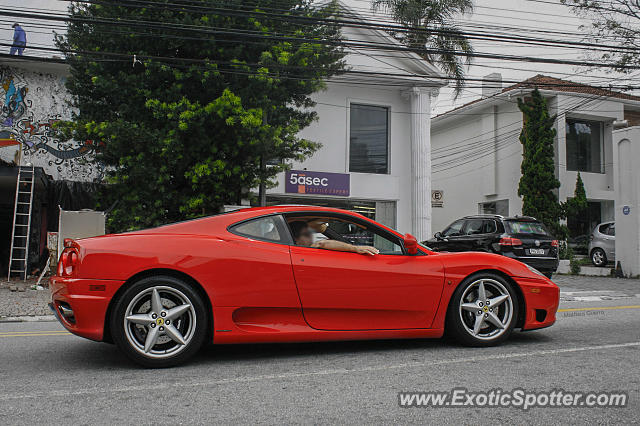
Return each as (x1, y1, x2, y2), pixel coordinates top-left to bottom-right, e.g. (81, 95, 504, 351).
(0, 315, 57, 323)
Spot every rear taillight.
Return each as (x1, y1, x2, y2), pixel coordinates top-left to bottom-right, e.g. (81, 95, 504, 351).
(551, 240, 559, 247)
(58, 248, 79, 277)
(499, 237, 523, 246)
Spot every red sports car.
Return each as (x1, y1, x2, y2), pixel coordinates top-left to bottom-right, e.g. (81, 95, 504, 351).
(50, 206, 559, 367)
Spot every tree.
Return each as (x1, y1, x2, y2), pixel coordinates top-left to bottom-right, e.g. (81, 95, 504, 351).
(561, 1, 640, 71)
(565, 172, 588, 218)
(371, 0, 474, 97)
(55, 0, 345, 232)
(517, 89, 566, 238)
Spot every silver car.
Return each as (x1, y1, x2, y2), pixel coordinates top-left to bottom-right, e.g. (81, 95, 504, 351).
(588, 221, 615, 267)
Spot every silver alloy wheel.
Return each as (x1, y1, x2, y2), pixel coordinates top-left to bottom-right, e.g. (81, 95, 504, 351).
(458, 278, 513, 341)
(592, 249, 605, 266)
(123, 286, 196, 359)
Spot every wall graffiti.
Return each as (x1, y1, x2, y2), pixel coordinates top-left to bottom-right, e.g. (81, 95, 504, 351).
(0, 65, 103, 181)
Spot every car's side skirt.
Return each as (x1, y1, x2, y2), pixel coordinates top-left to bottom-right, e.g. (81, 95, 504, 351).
(211, 306, 444, 344)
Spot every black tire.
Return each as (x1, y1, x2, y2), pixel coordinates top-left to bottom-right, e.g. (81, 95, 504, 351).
(110, 275, 208, 368)
(446, 272, 519, 347)
(591, 248, 607, 267)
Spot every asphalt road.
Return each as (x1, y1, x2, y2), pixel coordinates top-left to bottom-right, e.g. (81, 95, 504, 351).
(1, 284, 639, 424)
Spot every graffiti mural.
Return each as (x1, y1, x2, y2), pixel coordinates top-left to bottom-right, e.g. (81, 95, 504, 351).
(0, 65, 103, 181)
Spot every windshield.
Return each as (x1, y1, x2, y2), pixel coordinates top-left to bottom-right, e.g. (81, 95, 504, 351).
(505, 220, 551, 236)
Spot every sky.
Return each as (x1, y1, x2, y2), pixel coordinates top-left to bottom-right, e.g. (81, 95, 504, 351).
(0, 0, 634, 115)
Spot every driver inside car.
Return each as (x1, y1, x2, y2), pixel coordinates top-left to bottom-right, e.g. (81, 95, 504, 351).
(289, 220, 379, 256)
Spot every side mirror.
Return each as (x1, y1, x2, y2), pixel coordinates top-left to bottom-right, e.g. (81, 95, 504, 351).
(404, 233, 418, 255)
(434, 231, 443, 240)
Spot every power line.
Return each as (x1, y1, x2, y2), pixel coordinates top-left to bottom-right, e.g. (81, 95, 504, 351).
(4, 2, 640, 62)
(53, 0, 640, 54)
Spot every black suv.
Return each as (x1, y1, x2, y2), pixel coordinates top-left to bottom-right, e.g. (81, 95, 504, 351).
(424, 215, 559, 278)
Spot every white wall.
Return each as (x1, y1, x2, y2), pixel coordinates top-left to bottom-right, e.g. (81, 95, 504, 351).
(431, 99, 524, 234)
(613, 127, 640, 276)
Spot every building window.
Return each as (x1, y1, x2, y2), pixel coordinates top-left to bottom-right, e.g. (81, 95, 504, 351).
(566, 119, 604, 173)
(349, 103, 389, 174)
(478, 199, 509, 216)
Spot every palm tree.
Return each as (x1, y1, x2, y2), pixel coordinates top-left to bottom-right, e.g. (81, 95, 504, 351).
(372, 0, 474, 97)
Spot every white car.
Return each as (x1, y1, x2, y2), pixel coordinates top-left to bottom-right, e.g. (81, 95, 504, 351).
(588, 222, 615, 267)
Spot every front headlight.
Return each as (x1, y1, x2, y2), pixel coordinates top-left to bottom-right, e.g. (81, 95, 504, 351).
(525, 263, 545, 277)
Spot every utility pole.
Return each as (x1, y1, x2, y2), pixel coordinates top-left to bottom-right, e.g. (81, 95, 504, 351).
(258, 155, 266, 206)
(258, 111, 267, 206)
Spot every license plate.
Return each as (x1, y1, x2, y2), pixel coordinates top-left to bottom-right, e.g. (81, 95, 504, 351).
(529, 248, 545, 255)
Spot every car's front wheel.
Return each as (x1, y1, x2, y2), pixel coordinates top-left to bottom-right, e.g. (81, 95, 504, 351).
(110, 275, 208, 368)
(591, 248, 607, 267)
(447, 273, 518, 346)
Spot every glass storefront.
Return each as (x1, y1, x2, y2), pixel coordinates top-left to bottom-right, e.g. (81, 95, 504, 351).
(265, 196, 397, 229)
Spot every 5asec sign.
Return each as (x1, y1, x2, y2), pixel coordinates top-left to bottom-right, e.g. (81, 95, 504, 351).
(285, 170, 350, 196)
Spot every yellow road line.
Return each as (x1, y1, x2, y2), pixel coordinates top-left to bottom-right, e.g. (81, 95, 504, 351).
(0, 331, 70, 337)
(558, 305, 640, 312)
(0, 332, 70, 338)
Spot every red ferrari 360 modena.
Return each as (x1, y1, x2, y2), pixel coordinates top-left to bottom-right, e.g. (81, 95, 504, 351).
(50, 206, 559, 367)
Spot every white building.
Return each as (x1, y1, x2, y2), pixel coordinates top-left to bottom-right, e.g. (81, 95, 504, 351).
(430, 74, 640, 240)
(266, 5, 446, 240)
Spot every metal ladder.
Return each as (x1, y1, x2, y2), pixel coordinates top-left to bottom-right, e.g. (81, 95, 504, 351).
(7, 165, 35, 281)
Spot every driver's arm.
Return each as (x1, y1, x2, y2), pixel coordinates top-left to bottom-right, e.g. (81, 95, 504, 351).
(311, 239, 379, 256)
(307, 219, 329, 233)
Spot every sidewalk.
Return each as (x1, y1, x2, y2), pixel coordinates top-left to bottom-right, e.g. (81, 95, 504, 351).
(0, 277, 54, 321)
(552, 274, 640, 294)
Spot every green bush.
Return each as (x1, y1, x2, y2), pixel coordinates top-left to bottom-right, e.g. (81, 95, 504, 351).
(570, 256, 581, 275)
(559, 241, 572, 260)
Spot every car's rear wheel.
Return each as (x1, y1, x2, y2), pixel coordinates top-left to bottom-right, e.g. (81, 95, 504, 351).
(447, 273, 518, 346)
(110, 275, 207, 368)
(591, 248, 607, 267)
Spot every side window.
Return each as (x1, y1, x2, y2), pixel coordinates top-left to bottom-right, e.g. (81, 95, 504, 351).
(608, 224, 615, 236)
(287, 216, 403, 254)
(598, 224, 610, 235)
(482, 219, 497, 234)
(442, 220, 464, 237)
(463, 219, 484, 235)
(230, 216, 283, 243)
(325, 219, 402, 254)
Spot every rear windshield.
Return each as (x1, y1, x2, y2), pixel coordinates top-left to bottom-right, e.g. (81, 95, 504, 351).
(504, 220, 551, 236)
